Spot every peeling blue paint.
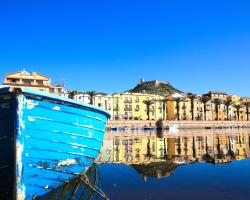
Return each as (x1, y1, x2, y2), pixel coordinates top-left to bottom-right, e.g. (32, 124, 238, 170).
(0, 87, 110, 199)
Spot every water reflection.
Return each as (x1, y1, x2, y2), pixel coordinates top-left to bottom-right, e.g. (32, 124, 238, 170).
(2, 129, 250, 200)
(97, 129, 250, 177)
(96, 129, 250, 200)
(32, 164, 106, 200)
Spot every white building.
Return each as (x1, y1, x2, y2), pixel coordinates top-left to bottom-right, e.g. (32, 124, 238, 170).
(65, 92, 113, 118)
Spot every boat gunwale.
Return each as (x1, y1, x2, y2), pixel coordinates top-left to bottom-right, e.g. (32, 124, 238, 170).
(0, 86, 111, 119)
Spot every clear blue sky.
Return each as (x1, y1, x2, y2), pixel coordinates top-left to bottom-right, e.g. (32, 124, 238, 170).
(1, 0, 250, 96)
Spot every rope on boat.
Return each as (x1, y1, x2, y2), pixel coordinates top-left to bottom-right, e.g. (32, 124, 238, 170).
(80, 175, 110, 200)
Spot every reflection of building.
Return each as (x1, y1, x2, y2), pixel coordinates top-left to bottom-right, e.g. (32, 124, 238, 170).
(96, 140, 113, 163)
(97, 130, 250, 170)
(235, 133, 248, 160)
(3, 70, 64, 95)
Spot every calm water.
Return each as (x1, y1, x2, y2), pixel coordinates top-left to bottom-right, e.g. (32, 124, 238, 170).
(95, 129, 250, 200)
(6, 129, 250, 200)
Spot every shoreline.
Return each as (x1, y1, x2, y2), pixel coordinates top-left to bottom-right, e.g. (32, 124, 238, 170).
(107, 120, 250, 130)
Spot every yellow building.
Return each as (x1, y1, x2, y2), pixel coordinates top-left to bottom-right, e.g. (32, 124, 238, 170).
(112, 92, 165, 120)
(166, 94, 204, 120)
(3, 70, 64, 95)
(241, 97, 250, 121)
(207, 91, 227, 120)
(228, 95, 244, 120)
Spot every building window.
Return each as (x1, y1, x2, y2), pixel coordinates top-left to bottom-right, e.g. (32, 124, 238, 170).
(37, 80, 43, 86)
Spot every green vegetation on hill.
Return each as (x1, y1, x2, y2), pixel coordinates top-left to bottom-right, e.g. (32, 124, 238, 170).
(128, 80, 183, 95)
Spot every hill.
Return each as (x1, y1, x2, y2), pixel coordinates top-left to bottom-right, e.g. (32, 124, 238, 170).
(128, 79, 183, 95)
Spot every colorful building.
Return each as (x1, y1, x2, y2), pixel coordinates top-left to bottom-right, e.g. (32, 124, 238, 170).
(206, 91, 227, 120)
(67, 92, 113, 117)
(228, 95, 244, 120)
(3, 70, 65, 95)
(166, 94, 204, 120)
(241, 97, 250, 121)
(112, 92, 165, 121)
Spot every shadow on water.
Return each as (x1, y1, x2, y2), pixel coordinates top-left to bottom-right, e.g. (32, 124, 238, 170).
(39, 164, 108, 200)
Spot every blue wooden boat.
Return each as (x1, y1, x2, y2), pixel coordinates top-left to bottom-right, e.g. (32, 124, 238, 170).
(0, 87, 110, 200)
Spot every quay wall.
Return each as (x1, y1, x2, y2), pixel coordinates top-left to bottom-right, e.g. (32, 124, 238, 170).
(108, 120, 250, 129)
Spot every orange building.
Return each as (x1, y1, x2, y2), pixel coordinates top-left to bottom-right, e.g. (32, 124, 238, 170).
(3, 70, 64, 95)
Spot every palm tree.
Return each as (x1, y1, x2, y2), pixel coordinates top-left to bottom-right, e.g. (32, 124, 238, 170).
(199, 95, 211, 120)
(187, 93, 197, 120)
(223, 99, 233, 120)
(233, 103, 243, 121)
(174, 97, 182, 120)
(242, 102, 250, 121)
(143, 99, 155, 120)
(68, 90, 78, 99)
(86, 91, 98, 105)
(182, 103, 187, 120)
(157, 98, 169, 120)
(212, 98, 223, 120)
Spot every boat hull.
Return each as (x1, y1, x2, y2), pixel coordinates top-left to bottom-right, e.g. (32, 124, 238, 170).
(0, 87, 110, 199)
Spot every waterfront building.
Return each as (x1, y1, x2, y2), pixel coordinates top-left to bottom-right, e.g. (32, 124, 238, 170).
(241, 97, 250, 121)
(166, 93, 204, 120)
(112, 92, 165, 121)
(3, 70, 65, 95)
(228, 95, 244, 120)
(166, 93, 188, 120)
(66, 92, 113, 117)
(205, 91, 228, 120)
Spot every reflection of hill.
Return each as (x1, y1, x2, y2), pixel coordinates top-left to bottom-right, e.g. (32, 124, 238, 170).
(202, 154, 215, 163)
(130, 161, 178, 179)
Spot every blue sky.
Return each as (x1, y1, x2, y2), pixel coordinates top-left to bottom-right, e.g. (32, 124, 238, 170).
(1, 0, 250, 96)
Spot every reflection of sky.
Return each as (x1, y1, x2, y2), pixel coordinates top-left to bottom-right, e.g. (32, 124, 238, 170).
(98, 160, 250, 200)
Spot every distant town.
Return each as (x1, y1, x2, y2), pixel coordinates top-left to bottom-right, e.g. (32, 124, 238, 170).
(2, 70, 250, 122)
